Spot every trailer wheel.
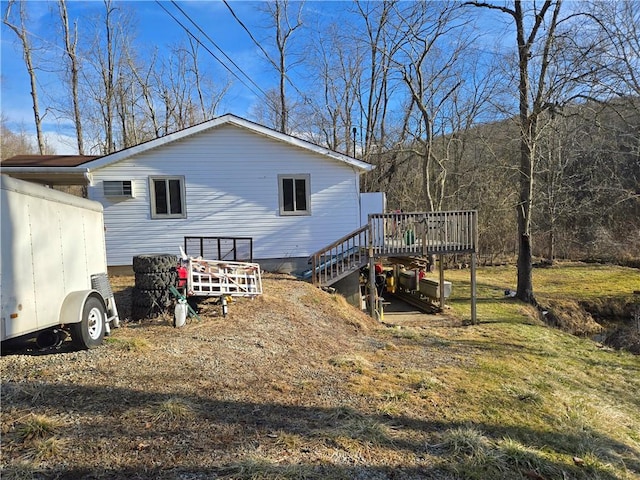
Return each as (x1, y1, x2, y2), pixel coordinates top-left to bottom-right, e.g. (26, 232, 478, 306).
(71, 296, 105, 349)
(133, 254, 177, 273)
(131, 288, 172, 308)
(134, 270, 178, 290)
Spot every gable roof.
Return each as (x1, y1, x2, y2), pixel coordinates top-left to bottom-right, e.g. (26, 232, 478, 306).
(1, 114, 374, 176)
(85, 114, 374, 172)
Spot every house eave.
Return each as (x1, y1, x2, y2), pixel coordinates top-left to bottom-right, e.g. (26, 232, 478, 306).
(81, 114, 375, 173)
(1, 168, 90, 186)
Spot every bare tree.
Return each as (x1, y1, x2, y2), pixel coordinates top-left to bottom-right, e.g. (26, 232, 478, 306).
(57, 0, 84, 154)
(389, 1, 470, 212)
(585, 0, 640, 218)
(127, 49, 162, 139)
(102, 0, 117, 152)
(187, 37, 208, 121)
(585, 0, 640, 102)
(267, 0, 303, 133)
(183, 38, 230, 122)
(302, 21, 363, 155)
(1, 116, 37, 159)
(80, 0, 122, 153)
(467, 0, 565, 304)
(352, 1, 405, 191)
(79, 0, 139, 153)
(535, 111, 587, 262)
(354, 1, 393, 156)
(237, 0, 304, 133)
(3, 0, 46, 154)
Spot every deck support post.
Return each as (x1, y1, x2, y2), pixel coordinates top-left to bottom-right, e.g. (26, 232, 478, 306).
(368, 249, 376, 319)
(471, 252, 477, 324)
(439, 254, 445, 311)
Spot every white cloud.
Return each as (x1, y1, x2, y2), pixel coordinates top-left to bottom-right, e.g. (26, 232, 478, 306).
(44, 131, 78, 155)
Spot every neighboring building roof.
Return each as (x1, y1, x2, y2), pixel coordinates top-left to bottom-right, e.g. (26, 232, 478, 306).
(1, 114, 374, 177)
(1, 155, 100, 167)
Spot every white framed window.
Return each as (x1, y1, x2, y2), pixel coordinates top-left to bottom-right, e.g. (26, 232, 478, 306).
(103, 180, 133, 197)
(149, 176, 186, 219)
(278, 174, 310, 216)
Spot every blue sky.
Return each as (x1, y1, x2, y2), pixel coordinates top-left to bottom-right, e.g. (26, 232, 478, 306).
(1, 0, 304, 154)
(1, 1, 515, 155)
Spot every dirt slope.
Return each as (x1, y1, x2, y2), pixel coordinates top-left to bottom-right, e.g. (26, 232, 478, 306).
(2, 272, 638, 480)
(2, 275, 461, 479)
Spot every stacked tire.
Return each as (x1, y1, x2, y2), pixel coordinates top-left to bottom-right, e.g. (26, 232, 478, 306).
(132, 254, 178, 320)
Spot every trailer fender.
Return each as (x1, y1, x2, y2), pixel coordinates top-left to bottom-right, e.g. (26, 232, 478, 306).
(59, 290, 106, 325)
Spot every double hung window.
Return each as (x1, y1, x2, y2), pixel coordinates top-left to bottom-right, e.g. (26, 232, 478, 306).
(278, 174, 310, 215)
(149, 176, 186, 219)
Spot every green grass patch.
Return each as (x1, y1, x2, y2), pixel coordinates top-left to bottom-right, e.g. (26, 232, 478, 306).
(382, 263, 640, 478)
(17, 414, 60, 442)
(445, 262, 640, 323)
(105, 335, 150, 352)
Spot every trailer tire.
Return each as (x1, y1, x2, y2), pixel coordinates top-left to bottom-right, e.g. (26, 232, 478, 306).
(131, 288, 172, 309)
(131, 304, 164, 320)
(133, 254, 177, 274)
(134, 271, 178, 290)
(71, 296, 105, 349)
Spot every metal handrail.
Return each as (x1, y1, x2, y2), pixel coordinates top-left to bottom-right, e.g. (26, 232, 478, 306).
(184, 236, 253, 262)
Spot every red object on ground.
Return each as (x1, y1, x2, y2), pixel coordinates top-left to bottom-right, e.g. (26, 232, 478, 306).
(375, 263, 383, 275)
(177, 266, 188, 288)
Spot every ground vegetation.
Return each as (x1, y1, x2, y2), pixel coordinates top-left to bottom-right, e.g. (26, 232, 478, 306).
(1, 265, 638, 479)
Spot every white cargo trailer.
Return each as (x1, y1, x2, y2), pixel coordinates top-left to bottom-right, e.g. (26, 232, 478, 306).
(1, 175, 119, 349)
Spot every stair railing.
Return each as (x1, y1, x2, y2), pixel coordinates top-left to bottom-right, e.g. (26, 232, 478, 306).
(309, 225, 370, 286)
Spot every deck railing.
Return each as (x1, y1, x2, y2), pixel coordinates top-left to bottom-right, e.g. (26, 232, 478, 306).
(308, 210, 477, 287)
(308, 225, 369, 286)
(369, 210, 477, 256)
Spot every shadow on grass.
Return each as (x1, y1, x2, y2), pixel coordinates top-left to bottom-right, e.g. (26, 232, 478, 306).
(2, 381, 637, 480)
(0, 338, 84, 357)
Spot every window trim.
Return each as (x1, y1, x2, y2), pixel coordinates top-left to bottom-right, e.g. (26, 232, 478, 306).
(103, 180, 133, 197)
(278, 174, 311, 216)
(149, 176, 187, 219)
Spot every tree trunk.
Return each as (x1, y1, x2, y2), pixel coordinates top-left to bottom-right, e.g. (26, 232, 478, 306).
(58, 0, 84, 154)
(516, 230, 535, 303)
(547, 211, 556, 264)
(516, 122, 535, 303)
(4, 1, 45, 154)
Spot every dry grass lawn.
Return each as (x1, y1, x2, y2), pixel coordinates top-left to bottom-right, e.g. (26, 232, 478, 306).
(1, 266, 639, 480)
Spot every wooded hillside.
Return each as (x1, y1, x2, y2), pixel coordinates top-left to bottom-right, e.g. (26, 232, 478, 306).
(370, 97, 640, 265)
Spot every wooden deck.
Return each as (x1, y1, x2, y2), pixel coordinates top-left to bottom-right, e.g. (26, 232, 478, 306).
(368, 211, 477, 257)
(309, 211, 477, 287)
(308, 210, 478, 323)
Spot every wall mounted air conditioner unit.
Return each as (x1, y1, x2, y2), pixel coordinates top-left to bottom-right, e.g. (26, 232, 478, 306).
(103, 180, 134, 198)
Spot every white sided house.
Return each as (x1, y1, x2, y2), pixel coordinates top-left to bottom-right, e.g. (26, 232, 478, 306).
(2, 115, 376, 273)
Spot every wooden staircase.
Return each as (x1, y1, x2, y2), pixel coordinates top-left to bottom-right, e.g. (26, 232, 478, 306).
(304, 225, 370, 287)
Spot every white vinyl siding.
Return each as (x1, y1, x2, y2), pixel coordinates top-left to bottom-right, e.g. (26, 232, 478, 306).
(88, 125, 362, 266)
